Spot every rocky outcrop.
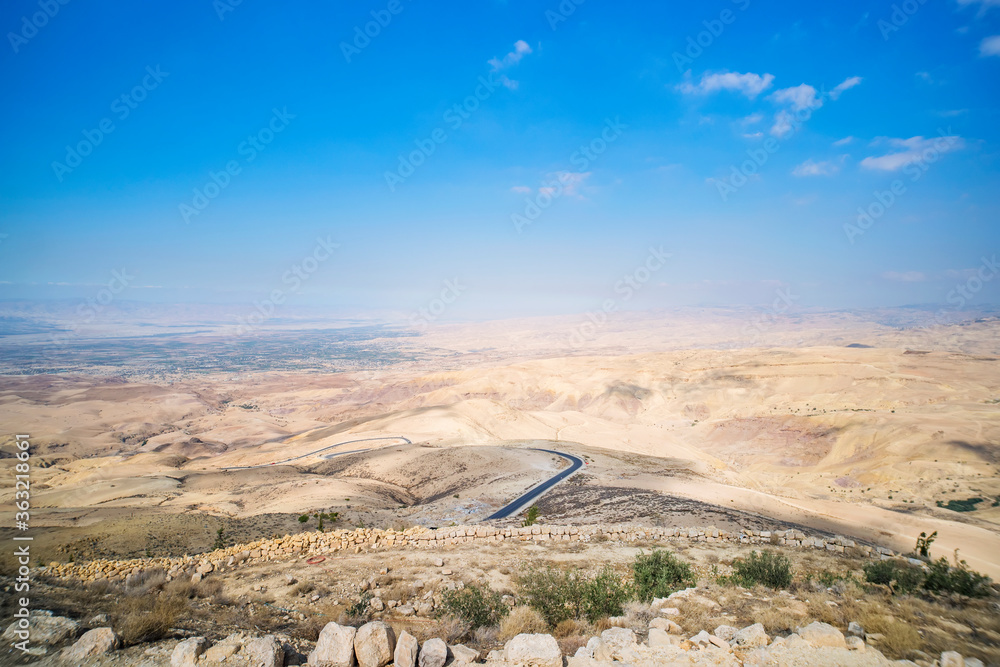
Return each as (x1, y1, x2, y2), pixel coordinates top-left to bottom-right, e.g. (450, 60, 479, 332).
(502, 633, 562, 667)
(310, 622, 358, 667)
(171, 636, 208, 666)
(394, 631, 420, 667)
(354, 621, 396, 667)
(60, 627, 120, 663)
(418, 638, 448, 667)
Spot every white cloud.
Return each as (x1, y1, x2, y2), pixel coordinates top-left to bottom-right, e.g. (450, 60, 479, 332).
(766, 76, 860, 137)
(957, 0, 1000, 16)
(980, 35, 1000, 56)
(742, 132, 763, 139)
(770, 84, 821, 111)
(538, 171, 591, 198)
(882, 271, 927, 283)
(741, 113, 764, 125)
(792, 158, 841, 176)
(510, 185, 531, 194)
(829, 75, 863, 100)
(860, 135, 965, 171)
(489, 40, 532, 71)
(833, 136, 855, 146)
(770, 110, 795, 138)
(677, 71, 775, 98)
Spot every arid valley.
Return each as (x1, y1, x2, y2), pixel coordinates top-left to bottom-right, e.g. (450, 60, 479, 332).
(1, 308, 999, 665)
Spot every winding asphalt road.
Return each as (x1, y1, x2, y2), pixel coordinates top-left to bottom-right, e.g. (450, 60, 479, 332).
(220, 437, 582, 522)
(485, 448, 584, 520)
(220, 436, 411, 471)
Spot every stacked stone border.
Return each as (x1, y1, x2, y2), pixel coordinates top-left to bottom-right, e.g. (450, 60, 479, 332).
(42, 524, 896, 583)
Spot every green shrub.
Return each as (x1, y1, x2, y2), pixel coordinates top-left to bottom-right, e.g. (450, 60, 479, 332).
(439, 583, 509, 629)
(729, 550, 792, 589)
(632, 549, 696, 601)
(863, 560, 923, 594)
(582, 566, 631, 621)
(515, 566, 583, 627)
(522, 505, 540, 527)
(922, 557, 992, 598)
(936, 498, 984, 513)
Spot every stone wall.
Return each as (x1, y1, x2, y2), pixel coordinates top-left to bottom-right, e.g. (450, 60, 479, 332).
(42, 524, 897, 583)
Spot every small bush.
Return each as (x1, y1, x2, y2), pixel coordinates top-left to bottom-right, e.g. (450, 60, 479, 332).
(632, 549, 695, 601)
(439, 583, 509, 630)
(582, 566, 632, 621)
(729, 550, 792, 589)
(515, 566, 584, 627)
(863, 560, 923, 594)
(922, 557, 992, 598)
(523, 505, 540, 527)
(499, 606, 548, 641)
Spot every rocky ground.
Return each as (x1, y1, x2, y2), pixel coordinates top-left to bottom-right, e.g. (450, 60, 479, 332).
(2, 529, 997, 666)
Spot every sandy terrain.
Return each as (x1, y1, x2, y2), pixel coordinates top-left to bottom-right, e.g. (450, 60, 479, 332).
(1, 312, 998, 577)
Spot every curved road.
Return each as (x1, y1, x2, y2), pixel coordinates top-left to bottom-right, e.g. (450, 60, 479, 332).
(485, 448, 584, 520)
(220, 436, 411, 471)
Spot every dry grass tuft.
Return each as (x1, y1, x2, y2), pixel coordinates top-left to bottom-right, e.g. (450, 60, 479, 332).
(114, 595, 187, 646)
(499, 606, 549, 641)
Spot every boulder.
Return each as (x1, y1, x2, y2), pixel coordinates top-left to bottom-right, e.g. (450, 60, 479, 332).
(2, 610, 79, 645)
(450, 644, 479, 664)
(503, 633, 562, 667)
(714, 625, 739, 642)
(798, 622, 846, 649)
(594, 627, 638, 662)
(847, 621, 864, 638)
(732, 623, 768, 649)
(171, 637, 208, 667)
(394, 631, 419, 667)
(647, 628, 681, 649)
(649, 617, 683, 634)
(60, 628, 120, 663)
(310, 622, 358, 667)
(940, 652, 963, 667)
(244, 635, 284, 667)
(419, 638, 448, 667)
(846, 636, 865, 651)
(354, 622, 396, 667)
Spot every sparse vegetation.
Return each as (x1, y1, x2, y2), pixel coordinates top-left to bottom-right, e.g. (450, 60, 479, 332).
(728, 550, 792, 589)
(863, 559, 924, 595)
(632, 549, 695, 601)
(438, 583, 509, 632)
(915, 530, 937, 558)
(936, 498, 984, 512)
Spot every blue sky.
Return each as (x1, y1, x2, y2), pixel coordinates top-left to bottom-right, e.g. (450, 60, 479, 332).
(1, 0, 999, 320)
